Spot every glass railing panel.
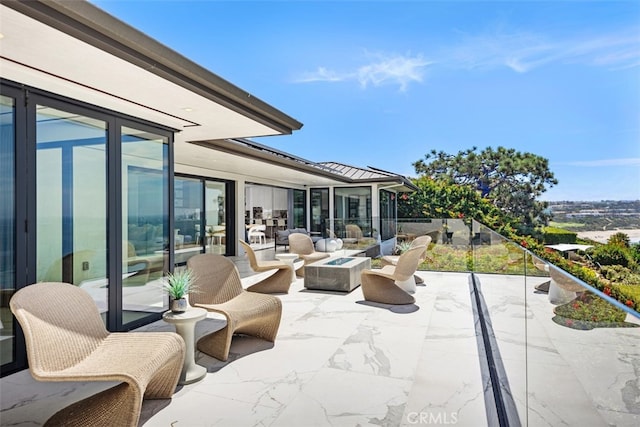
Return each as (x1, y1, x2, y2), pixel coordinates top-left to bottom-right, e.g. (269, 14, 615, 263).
(471, 221, 513, 274)
(332, 217, 380, 252)
(469, 219, 640, 426)
(397, 218, 471, 272)
(470, 231, 528, 425)
(525, 262, 640, 426)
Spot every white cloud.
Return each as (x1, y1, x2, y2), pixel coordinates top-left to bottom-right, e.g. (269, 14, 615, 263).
(296, 67, 343, 83)
(294, 27, 638, 90)
(295, 53, 432, 91)
(561, 158, 640, 167)
(447, 28, 640, 73)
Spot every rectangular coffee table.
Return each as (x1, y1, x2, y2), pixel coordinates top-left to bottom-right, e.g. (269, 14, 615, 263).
(304, 256, 371, 292)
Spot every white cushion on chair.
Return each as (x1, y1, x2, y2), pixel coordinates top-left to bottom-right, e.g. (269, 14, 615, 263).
(315, 238, 343, 252)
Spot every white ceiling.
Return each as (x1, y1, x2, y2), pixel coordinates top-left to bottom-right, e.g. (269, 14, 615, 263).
(174, 141, 344, 188)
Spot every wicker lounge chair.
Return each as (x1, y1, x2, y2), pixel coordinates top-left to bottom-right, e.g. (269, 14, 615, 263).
(187, 254, 282, 361)
(239, 239, 294, 293)
(381, 235, 432, 284)
(288, 233, 330, 277)
(9, 282, 185, 427)
(360, 245, 427, 305)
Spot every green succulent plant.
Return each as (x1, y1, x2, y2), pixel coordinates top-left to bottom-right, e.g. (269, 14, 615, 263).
(164, 269, 195, 300)
(395, 241, 413, 255)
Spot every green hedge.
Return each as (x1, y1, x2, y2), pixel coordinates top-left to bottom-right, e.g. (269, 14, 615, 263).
(542, 226, 577, 244)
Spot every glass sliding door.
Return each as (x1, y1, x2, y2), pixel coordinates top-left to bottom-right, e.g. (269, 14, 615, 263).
(291, 189, 306, 229)
(379, 190, 397, 240)
(173, 176, 231, 266)
(245, 183, 288, 245)
(0, 95, 16, 367)
(310, 188, 329, 235)
(205, 181, 228, 255)
(1, 82, 177, 376)
(174, 176, 204, 264)
(121, 126, 169, 325)
(35, 105, 108, 315)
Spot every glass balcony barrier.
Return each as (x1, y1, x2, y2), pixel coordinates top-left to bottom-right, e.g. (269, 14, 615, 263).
(395, 217, 640, 426)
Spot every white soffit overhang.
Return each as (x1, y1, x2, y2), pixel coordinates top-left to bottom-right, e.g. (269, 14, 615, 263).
(0, 3, 293, 140)
(175, 141, 347, 188)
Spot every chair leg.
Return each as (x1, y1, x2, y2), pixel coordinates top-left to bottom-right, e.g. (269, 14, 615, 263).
(197, 296, 282, 360)
(45, 383, 142, 427)
(246, 268, 292, 294)
(197, 325, 234, 362)
(395, 276, 417, 294)
(234, 298, 282, 343)
(145, 346, 185, 399)
(361, 271, 415, 305)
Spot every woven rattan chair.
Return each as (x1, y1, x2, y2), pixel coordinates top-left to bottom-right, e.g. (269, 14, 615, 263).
(239, 239, 293, 293)
(288, 233, 330, 277)
(187, 254, 282, 361)
(360, 245, 427, 305)
(381, 235, 432, 284)
(10, 282, 185, 427)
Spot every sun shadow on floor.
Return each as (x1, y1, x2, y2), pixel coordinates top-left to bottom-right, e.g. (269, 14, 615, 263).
(195, 335, 275, 373)
(140, 397, 172, 425)
(355, 300, 420, 313)
(298, 288, 358, 296)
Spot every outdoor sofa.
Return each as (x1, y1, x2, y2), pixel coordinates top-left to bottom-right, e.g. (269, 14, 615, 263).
(274, 228, 322, 250)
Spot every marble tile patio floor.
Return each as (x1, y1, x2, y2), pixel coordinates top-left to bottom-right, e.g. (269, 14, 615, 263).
(1, 251, 639, 426)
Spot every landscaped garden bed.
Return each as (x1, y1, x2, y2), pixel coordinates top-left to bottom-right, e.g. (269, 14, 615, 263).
(552, 292, 639, 330)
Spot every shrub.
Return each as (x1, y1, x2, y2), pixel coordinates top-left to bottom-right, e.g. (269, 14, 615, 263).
(542, 226, 577, 244)
(554, 292, 627, 323)
(630, 243, 640, 266)
(591, 244, 632, 268)
(608, 232, 630, 248)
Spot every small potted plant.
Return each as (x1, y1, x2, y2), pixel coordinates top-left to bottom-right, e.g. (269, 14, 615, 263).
(164, 269, 195, 313)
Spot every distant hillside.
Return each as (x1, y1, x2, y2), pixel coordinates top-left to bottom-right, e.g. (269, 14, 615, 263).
(548, 200, 640, 231)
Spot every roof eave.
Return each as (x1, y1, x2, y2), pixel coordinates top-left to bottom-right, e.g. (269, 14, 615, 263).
(361, 178, 418, 192)
(189, 139, 352, 183)
(2, 0, 303, 135)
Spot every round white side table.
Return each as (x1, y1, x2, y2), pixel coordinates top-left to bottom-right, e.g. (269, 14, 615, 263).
(275, 253, 299, 283)
(163, 307, 207, 385)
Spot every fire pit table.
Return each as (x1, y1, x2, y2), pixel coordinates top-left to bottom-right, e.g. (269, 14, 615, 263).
(304, 256, 371, 292)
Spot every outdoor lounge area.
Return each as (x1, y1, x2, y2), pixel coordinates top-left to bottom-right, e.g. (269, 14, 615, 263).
(1, 3, 639, 426)
(1, 244, 639, 426)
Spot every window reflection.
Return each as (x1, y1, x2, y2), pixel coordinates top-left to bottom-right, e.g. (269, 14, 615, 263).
(379, 190, 397, 240)
(310, 188, 329, 235)
(35, 106, 108, 323)
(334, 187, 372, 238)
(0, 95, 16, 366)
(205, 181, 227, 254)
(245, 183, 289, 245)
(121, 126, 168, 324)
(173, 177, 229, 267)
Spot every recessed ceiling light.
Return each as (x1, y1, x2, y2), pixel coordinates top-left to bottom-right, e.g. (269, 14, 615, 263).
(182, 107, 193, 112)
(0, 33, 4, 40)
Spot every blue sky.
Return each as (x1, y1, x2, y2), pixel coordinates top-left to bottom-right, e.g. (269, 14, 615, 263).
(92, 0, 640, 202)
